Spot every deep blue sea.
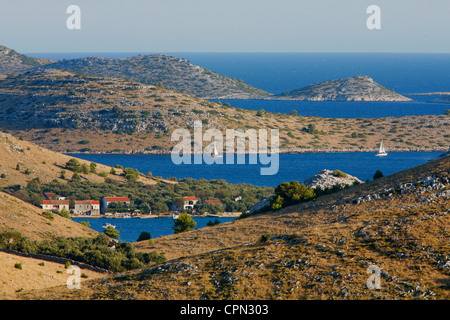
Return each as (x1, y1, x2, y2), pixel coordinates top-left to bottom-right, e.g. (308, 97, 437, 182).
(28, 52, 447, 240)
(70, 151, 442, 188)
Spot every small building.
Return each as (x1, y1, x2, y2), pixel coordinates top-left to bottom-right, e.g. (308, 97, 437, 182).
(44, 193, 66, 200)
(182, 196, 200, 210)
(205, 199, 224, 207)
(100, 196, 131, 214)
(233, 195, 242, 202)
(74, 200, 100, 216)
(41, 200, 70, 212)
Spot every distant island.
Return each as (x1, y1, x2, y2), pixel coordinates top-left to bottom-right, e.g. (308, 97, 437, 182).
(266, 75, 413, 102)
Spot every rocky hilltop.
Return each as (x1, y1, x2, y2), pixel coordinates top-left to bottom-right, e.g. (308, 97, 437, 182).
(0, 45, 54, 77)
(303, 169, 363, 189)
(40, 54, 269, 99)
(269, 75, 413, 101)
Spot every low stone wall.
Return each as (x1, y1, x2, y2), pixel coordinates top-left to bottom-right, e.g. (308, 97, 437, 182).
(0, 248, 110, 274)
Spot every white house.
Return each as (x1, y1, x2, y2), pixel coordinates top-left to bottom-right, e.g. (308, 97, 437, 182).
(74, 200, 100, 216)
(41, 200, 70, 212)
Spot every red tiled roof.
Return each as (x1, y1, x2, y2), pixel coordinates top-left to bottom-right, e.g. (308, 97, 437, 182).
(75, 200, 100, 205)
(183, 196, 199, 201)
(42, 200, 69, 205)
(104, 197, 130, 202)
(205, 200, 223, 205)
(44, 193, 56, 197)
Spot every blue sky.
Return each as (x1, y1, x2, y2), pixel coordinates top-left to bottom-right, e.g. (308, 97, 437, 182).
(1, 0, 449, 53)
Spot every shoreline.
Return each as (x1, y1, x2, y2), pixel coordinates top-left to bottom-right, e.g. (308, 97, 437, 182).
(65, 147, 448, 156)
(71, 212, 242, 219)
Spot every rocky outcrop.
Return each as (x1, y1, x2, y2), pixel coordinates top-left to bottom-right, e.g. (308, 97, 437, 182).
(342, 173, 449, 205)
(303, 169, 363, 190)
(268, 75, 413, 101)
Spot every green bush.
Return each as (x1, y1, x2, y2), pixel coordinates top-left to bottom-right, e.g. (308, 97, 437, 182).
(333, 170, 347, 178)
(42, 211, 55, 221)
(65, 158, 82, 172)
(259, 233, 272, 243)
(3, 234, 166, 272)
(104, 226, 120, 239)
(373, 169, 384, 180)
(137, 231, 152, 242)
(173, 213, 197, 234)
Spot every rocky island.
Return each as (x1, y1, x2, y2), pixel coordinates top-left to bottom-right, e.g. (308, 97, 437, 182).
(267, 75, 413, 101)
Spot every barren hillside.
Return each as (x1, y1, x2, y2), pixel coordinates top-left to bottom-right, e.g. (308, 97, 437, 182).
(15, 155, 449, 300)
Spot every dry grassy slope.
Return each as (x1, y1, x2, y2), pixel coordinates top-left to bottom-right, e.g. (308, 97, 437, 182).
(0, 130, 161, 188)
(0, 191, 98, 241)
(18, 156, 449, 300)
(0, 251, 105, 299)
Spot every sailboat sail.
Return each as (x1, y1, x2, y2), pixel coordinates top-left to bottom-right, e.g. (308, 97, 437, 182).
(376, 140, 387, 157)
(211, 142, 222, 158)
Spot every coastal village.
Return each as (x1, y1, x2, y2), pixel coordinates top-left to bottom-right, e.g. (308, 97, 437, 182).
(41, 193, 236, 218)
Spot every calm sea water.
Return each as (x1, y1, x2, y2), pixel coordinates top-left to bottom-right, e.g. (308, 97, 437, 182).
(210, 98, 449, 118)
(73, 216, 235, 243)
(69, 151, 443, 187)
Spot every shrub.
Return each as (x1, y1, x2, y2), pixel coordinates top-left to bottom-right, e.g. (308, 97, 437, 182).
(259, 233, 271, 243)
(80, 221, 90, 228)
(256, 109, 265, 117)
(271, 196, 284, 211)
(274, 181, 315, 206)
(42, 211, 55, 221)
(373, 169, 384, 180)
(333, 170, 347, 178)
(173, 213, 197, 234)
(14, 263, 22, 270)
(137, 231, 152, 242)
(104, 226, 120, 239)
(57, 208, 71, 219)
(65, 158, 81, 172)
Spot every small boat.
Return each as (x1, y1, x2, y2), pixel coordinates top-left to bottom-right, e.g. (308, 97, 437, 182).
(211, 142, 222, 158)
(375, 140, 388, 157)
(172, 211, 180, 219)
(102, 223, 116, 229)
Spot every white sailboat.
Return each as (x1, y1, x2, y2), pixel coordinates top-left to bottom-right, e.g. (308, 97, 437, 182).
(376, 140, 388, 157)
(211, 142, 222, 158)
